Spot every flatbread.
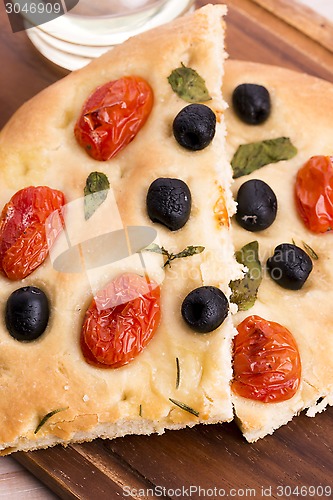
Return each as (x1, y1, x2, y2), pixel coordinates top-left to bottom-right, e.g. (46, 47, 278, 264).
(0, 5, 242, 455)
(224, 60, 333, 441)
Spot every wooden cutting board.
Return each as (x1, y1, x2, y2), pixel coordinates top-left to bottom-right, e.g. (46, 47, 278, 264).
(1, 0, 333, 498)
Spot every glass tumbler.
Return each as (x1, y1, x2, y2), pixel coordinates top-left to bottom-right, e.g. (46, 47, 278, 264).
(23, 0, 195, 70)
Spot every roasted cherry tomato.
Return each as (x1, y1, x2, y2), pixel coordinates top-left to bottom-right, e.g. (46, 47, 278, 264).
(0, 186, 65, 280)
(232, 315, 301, 403)
(74, 76, 154, 161)
(81, 273, 161, 368)
(295, 155, 333, 233)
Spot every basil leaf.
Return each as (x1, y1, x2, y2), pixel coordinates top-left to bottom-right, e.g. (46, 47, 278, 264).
(168, 64, 211, 103)
(84, 172, 110, 220)
(169, 398, 199, 417)
(232, 137, 297, 178)
(230, 241, 262, 311)
(34, 407, 68, 434)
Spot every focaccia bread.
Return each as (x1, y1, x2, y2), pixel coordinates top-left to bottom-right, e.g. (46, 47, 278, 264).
(224, 60, 333, 441)
(0, 5, 242, 455)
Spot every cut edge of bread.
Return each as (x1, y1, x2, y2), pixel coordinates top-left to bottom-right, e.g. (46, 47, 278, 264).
(0, 414, 232, 456)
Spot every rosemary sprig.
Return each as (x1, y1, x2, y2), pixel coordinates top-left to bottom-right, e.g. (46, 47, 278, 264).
(176, 358, 180, 389)
(139, 404, 142, 417)
(169, 398, 199, 417)
(146, 244, 205, 268)
(302, 241, 319, 260)
(292, 238, 318, 261)
(34, 407, 68, 434)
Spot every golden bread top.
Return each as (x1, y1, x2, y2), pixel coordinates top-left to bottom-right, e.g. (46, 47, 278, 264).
(0, 5, 242, 454)
(224, 60, 333, 441)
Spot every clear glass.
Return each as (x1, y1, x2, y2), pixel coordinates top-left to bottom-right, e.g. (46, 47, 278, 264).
(25, 0, 195, 70)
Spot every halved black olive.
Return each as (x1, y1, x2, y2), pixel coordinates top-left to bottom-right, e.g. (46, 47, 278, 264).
(181, 286, 229, 333)
(236, 179, 277, 232)
(5, 286, 50, 341)
(267, 243, 313, 290)
(147, 177, 191, 231)
(173, 104, 216, 151)
(232, 83, 271, 125)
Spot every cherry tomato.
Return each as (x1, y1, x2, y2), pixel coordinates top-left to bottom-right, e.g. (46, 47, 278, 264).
(81, 273, 161, 368)
(232, 315, 301, 403)
(74, 76, 154, 161)
(0, 186, 65, 280)
(295, 155, 333, 233)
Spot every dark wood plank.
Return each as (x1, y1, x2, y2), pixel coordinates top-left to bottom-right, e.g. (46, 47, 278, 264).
(108, 411, 333, 497)
(0, 10, 67, 129)
(221, 0, 333, 81)
(251, 0, 333, 53)
(2, 0, 333, 498)
(16, 443, 162, 500)
(16, 446, 125, 500)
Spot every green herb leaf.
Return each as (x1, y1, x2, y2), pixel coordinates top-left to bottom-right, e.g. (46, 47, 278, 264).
(232, 137, 297, 178)
(145, 243, 167, 255)
(145, 244, 204, 268)
(230, 241, 262, 311)
(168, 63, 211, 103)
(164, 245, 205, 268)
(302, 241, 319, 260)
(174, 245, 205, 260)
(84, 171, 110, 220)
(176, 358, 180, 390)
(139, 404, 142, 417)
(169, 398, 199, 417)
(34, 407, 68, 434)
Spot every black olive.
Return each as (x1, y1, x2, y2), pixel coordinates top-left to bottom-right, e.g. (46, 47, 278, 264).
(147, 178, 191, 231)
(232, 83, 271, 125)
(173, 104, 216, 151)
(5, 286, 50, 341)
(236, 179, 277, 232)
(181, 286, 229, 333)
(267, 243, 313, 290)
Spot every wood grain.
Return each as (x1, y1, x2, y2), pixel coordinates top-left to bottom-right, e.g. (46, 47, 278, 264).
(1, 0, 333, 498)
(0, 15, 68, 129)
(0, 457, 57, 499)
(251, 0, 333, 53)
(108, 412, 333, 494)
(221, 0, 333, 81)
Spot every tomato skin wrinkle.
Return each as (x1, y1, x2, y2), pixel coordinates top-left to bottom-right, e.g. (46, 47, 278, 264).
(232, 315, 301, 403)
(81, 273, 161, 368)
(0, 186, 65, 280)
(74, 76, 153, 161)
(295, 155, 333, 233)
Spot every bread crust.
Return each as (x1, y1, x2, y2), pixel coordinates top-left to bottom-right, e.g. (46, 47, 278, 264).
(224, 60, 333, 441)
(0, 5, 243, 454)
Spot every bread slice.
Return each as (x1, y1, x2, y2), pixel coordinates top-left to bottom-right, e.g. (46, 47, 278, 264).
(224, 60, 333, 441)
(0, 5, 242, 455)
